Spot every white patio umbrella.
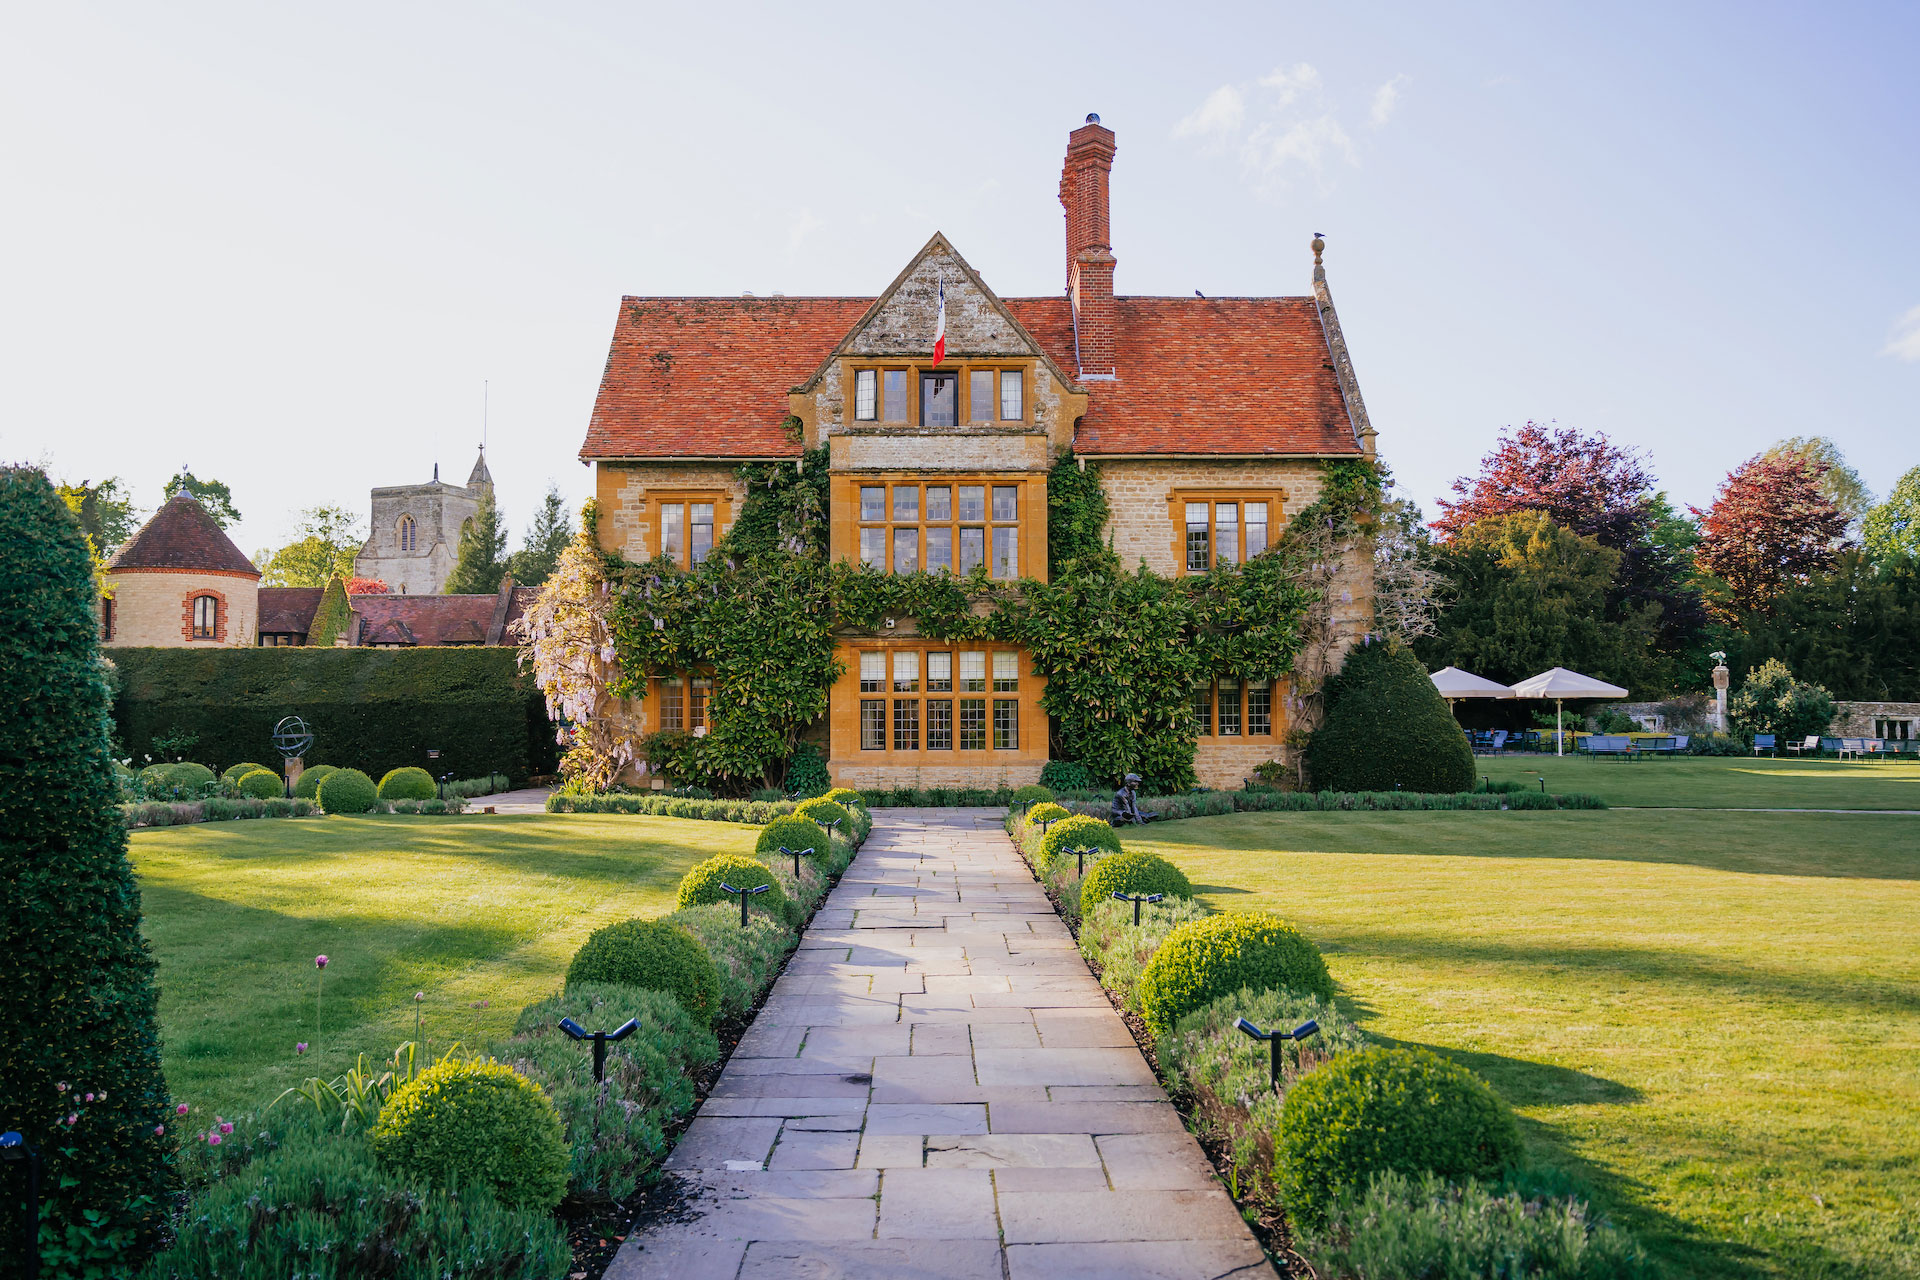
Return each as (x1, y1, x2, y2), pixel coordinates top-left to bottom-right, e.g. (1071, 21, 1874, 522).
(1429, 666, 1516, 705)
(1510, 667, 1629, 756)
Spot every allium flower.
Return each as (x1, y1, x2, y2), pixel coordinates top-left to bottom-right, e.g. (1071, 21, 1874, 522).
(207, 1133, 222, 1146)
(177, 1103, 190, 1115)
(315, 955, 329, 969)
(296, 1042, 308, 1054)
(84, 1093, 94, 1102)
(219, 1122, 234, 1135)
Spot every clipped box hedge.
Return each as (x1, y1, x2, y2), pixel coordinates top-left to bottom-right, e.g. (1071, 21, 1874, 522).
(110, 647, 557, 785)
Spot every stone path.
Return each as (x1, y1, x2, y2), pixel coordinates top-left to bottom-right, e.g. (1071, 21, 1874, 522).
(476, 786, 553, 813)
(609, 808, 1271, 1280)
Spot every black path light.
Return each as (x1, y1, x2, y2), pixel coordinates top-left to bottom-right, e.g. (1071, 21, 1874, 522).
(1, 1130, 41, 1280)
(557, 1016, 640, 1084)
(778, 844, 816, 877)
(1234, 1017, 1321, 1091)
(1068, 847, 1106, 876)
(1037, 816, 1060, 836)
(1111, 890, 1164, 926)
(719, 881, 772, 927)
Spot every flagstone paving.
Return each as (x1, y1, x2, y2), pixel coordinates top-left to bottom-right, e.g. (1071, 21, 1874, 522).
(609, 808, 1272, 1280)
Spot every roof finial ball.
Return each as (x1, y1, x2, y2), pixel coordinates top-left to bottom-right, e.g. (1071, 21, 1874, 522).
(1086, 112, 1100, 124)
(1311, 233, 1325, 267)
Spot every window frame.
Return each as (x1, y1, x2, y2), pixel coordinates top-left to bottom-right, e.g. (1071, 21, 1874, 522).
(850, 476, 1028, 580)
(648, 491, 731, 568)
(398, 513, 417, 553)
(190, 594, 218, 640)
(843, 361, 1033, 428)
(843, 642, 1031, 758)
(1171, 491, 1283, 574)
(1191, 675, 1278, 740)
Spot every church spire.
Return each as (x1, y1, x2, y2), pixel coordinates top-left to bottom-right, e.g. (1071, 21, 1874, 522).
(467, 446, 493, 495)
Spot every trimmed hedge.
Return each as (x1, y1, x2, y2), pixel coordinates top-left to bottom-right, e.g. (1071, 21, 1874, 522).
(1010, 783, 1054, 809)
(565, 918, 719, 1023)
(110, 646, 557, 785)
(1040, 759, 1094, 791)
(1076, 894, 1211, 1012)
(1306, 640, 1475, 793)
(318, 767, 378, 815)
(1080, 850, 1194, 917)
(792, 797, 851, 832)
(755, 815, 831, 864)
(822, 787, 864, 808)
(856, 784, 1017, 808)
(1039, 813, 1122, 871)
(1057, 788, 1605, 821)
(234, 768, 284, 799)
(141, 761, 216, 790)
(291, 763, 337, 799)
(378, 766, 438, 801)
(1023, 801, 1071, 828)
(547, 792, 795, 822)
(369, 1056, 569, 1212)
(221, 761, 271, 781)
(676, 853, 785, 917)
(1276, 1045, 1524, 1224)
(1138, 911, 1335, 1034)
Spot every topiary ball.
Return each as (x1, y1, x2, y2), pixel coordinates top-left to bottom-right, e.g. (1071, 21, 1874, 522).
(378, 766, 439, 801)
(1010, 783, 1055, 809)
(1039, 759, 1094, 792)
(1079, 850, 1194, 917)
(234, 768, 283, 800)
(370, 1056, 569, 1211)
(1039, 814, 1122, 871)
(676, 853, 787, 916)
(291, 764, 337, 799)
(822, 787, 864, 808)
(792, 798, 850, 833)
(222, 762, 271, 782)
(1276, 1045, 1522, 1224)
(317, 767, 378, 815)
(754, 815, 831, 863)
(1138, 911, 1334, 1035)
(565, 918, 719, 1023)
(1023, 801, 1071, 830)
(1305, 640, 1474, 793)
(144, 761, 216, 791)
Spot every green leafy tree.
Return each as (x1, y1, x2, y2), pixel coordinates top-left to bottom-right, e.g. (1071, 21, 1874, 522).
(1727, 658, 1836, 743)
(445, 494, 508, 594)
(257, 505, 364, 587)
(0, 467, 174, 1273)
(56, 477, 139, 557)
(1862, 466, 1920, 561)
(1727, 551, 1920, 701)
(506, 484, 575, 587)
(1417, 511, 1653, 691)
(162, 470, 241, 528)
(1762, 436, 1874, 531)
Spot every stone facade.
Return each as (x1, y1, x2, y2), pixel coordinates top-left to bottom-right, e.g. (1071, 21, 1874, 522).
(1096, 458, 1330, 575)
(1831, 701, 1920, 739)
(104, 568, 258, 648)
(594, 462, 746, 562)
(353, 453, 492, 595)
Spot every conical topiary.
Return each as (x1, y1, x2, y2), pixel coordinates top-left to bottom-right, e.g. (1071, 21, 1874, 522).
(308, 573, 352, 647)
(0, 467, 175, 1274)
(1304, 639, 1474, 793)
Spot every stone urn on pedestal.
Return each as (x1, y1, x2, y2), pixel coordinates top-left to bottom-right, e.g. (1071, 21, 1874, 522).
(1711, 652, 1730, 733)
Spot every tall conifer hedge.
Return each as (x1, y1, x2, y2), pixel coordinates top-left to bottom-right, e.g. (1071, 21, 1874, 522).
(0, 467, 174, 1275)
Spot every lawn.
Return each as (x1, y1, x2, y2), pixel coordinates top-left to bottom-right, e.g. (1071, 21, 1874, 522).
(1130, 809, 1920, 1280)
(132, 812, 755, 1115)
(1478, 752, 1920, 810)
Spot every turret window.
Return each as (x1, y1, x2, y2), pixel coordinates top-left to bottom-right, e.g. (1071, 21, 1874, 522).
(191, 595, 218, 639)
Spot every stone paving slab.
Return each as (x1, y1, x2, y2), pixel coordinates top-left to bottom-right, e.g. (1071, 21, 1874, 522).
(608, 808, 1273, 1279)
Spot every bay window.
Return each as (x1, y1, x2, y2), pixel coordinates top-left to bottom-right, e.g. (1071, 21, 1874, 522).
(853, 478, 1025, 579)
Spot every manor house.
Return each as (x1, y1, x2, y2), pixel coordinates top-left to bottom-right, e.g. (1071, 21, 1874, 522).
(579, 116, 1377, 789)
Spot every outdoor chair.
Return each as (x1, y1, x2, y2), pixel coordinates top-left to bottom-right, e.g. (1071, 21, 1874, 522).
(1821, 737, 1844, 757)
(1784, 734, 1821, 756)
(1753, 733, 1776, 756)
(1838, 738, 1868, 760)
(1585, 734, 1635, 760)
(1645, 735, 1683, 757)
(1489, 729, 1509, 752)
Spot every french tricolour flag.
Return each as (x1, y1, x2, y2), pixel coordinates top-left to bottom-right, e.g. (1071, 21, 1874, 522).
(932, 275, 947, 365)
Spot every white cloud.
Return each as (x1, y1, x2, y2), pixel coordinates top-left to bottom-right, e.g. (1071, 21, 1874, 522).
(1174, 84, 1245, 139)
(1885, 305, 1920, 362)
(1172, 63, 1381, 196)
(1370, 75, 1409, 127)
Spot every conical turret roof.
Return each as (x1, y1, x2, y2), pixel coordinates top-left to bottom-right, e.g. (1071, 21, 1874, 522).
(107, 491, 259, 576)
(467, 448, 493, 490)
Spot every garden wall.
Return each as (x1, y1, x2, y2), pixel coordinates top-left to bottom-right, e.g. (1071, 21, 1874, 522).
(110, 647, 557, 783)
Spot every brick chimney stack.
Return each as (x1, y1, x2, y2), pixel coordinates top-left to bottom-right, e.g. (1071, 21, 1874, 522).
(1059, 114, 1117, 379)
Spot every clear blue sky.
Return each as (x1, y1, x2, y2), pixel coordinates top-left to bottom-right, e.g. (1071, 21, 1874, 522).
(4, 1, 1915, 559)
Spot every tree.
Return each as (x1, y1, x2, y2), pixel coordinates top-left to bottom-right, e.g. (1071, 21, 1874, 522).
(256, 505, 364, 587)
(0, 467, 174, 1272)
(56, 477, 139, 557)
(1416, 511, 1654, 691)
(308, 575, 353, 647)
(1692, 451, 1849, 618)
(506, 484, 575, 588)
(1762, 436, 1873, 532)
(1370, 495, 1445, 646)
(1433, 422, 1705, 670)
(445, 494, 508, 594)
(346, 576, 388, 594)
(1727, 658, 1835, 743)
(1727, 551, 1920, 701)
(162, 470, 241, 527)
(1862, 466, 1920, 561)
(1305, 639, 1474, 793)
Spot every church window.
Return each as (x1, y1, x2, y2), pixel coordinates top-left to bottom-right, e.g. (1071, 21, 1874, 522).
(920, 372, 958, 426)
(191, 594, 217, 639)
(398, 514, 417, 552)
(855, 369, 877, 420)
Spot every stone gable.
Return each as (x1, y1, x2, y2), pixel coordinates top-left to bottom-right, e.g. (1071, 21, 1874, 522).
(843, 244, 1036, 359)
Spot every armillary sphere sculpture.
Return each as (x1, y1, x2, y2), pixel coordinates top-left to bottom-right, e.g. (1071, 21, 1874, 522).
(271, 716, 315, 760)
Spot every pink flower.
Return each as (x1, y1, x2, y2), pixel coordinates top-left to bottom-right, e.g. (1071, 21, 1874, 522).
(65, 1114, 77, 1125)
(154, 1125, 165, 1136)
(315, 955, 329, 969)
(296, 1043, 308, 1054)
(413, 992, 425, 1002)
(176, 1103, 190, 1116)
(84, 1093, 94, 1103)
(56, 1082, 68, 1093)
(219, 1122, 233, 1135)
(207, 1133, 222, 1146)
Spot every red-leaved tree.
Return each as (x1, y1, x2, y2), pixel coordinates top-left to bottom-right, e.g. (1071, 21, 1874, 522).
(345, 576, 389, 595)
(1692, 452, 1849, 618)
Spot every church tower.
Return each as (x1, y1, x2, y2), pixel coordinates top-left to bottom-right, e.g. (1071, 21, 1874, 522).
(352, 449, 489, 595)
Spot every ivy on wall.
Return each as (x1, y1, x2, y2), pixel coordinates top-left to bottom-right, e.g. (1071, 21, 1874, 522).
(523, 452, 1383, 794)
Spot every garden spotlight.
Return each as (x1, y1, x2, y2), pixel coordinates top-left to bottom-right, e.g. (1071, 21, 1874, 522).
(779, 844, 816, 876)
(1234, 1017, 1321, 1090)
(1110, 891, 1164, 926)
(1069, 847, 1104, 876)
(557, 1016, 640, 1084)
(719, 881, 772, 927)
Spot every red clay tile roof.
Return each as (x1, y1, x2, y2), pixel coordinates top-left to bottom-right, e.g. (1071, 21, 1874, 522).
(258, 587, 324, 635)
(578, 294, 1361, 460)
(349, 594, 502, 647)
(108, 492, 260, 576)
(581, 297, 871, 460)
